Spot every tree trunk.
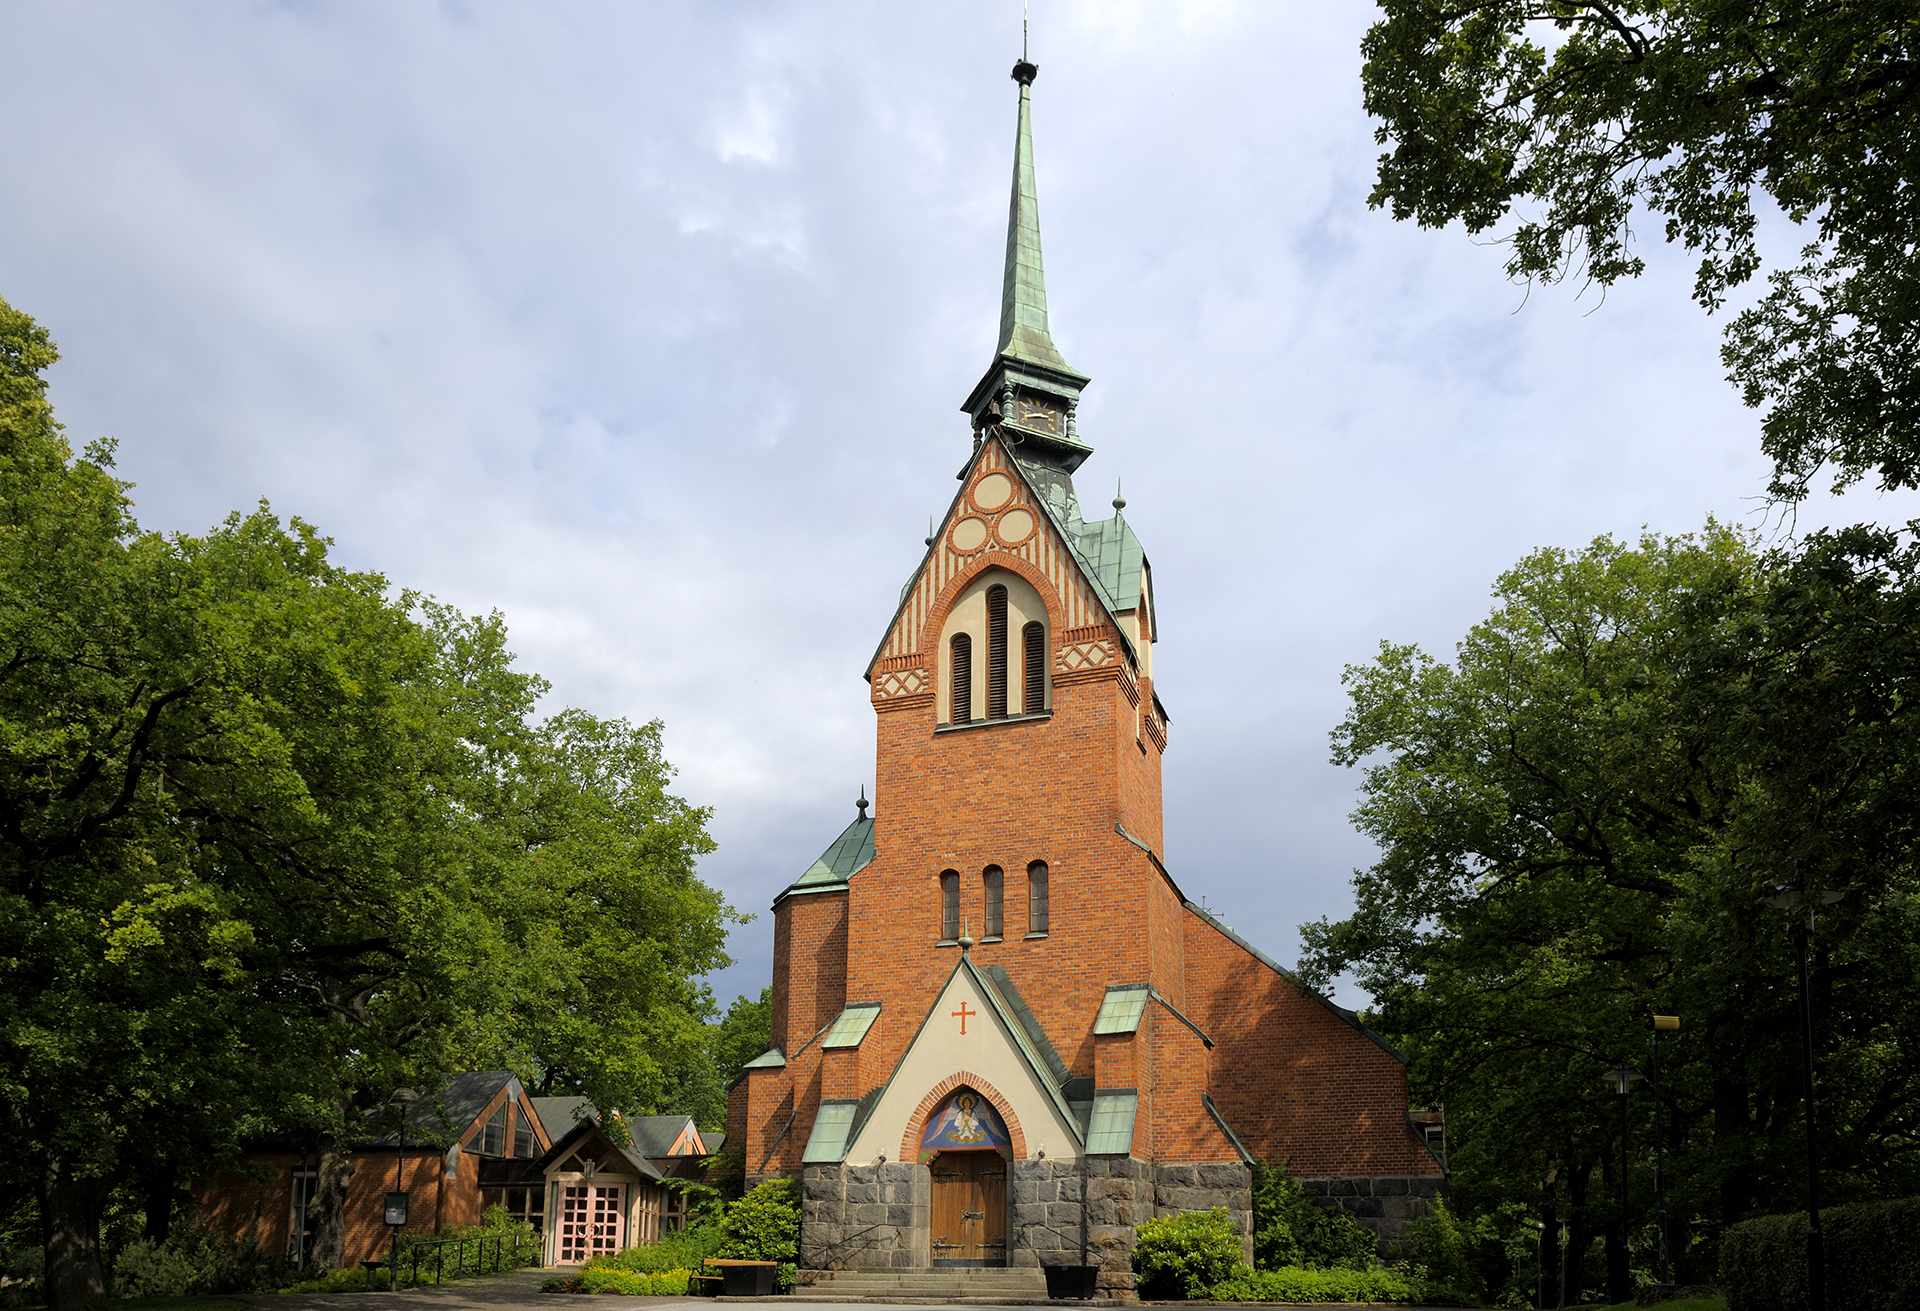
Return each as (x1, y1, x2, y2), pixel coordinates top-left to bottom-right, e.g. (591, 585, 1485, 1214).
(1539, 1189, 1559, 1310)
(1565, 1156, 1594, 1306)
(309, 1132, 357, 1271)
(1600, 1141, 1629, 1304)
(39, 1146, 112, 1311)
(1713, 1073, 1755, 1223)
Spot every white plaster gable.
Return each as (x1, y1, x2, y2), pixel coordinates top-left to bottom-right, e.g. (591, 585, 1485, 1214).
(843, 957, 1081, 1165)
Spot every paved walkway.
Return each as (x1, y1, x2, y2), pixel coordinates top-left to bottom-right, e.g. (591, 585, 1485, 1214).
(236, 1269, 1471, 1311)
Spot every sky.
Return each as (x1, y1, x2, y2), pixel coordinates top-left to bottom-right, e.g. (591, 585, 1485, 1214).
(4, 1, 1913, 1015)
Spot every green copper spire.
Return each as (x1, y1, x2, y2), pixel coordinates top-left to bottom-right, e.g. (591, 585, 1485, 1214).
(961, 58, 1091, 470)
(997, 60, 1074, 374)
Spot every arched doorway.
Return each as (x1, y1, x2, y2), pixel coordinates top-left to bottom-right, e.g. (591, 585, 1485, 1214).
(919, 1088, 1011, 1267)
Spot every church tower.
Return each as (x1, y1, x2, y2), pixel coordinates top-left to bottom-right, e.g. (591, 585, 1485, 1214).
(727, 58, 1442, 1299)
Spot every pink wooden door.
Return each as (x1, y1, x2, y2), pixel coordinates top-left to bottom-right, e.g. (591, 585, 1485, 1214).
(558, 1185, 590, 1264)
(590, 1184, 625, 1256)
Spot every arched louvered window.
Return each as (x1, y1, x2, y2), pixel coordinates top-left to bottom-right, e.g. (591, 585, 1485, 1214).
(1028, 861, 1049, 935)
(986, 584, 1009, 718)
(940, 870, 960, 941)
(983, 866, 1004, 938)
(949, 633, 973, 724)
(1022, 621, 1045, 713)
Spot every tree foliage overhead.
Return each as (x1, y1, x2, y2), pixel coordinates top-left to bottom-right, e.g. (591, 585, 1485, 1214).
(0, 295, 741, 1309)
(1362, 2, 1920, 500)
(1302, 524, 1920, 1299)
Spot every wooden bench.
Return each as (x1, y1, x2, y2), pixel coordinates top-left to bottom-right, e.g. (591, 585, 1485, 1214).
(703, 1258, 778, 1296)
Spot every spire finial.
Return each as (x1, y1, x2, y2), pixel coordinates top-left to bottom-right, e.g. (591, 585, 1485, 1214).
(925, 517, 935, 548)
(1113, 478, 1126, 511)
(1022, 0, 1029, 63)
(856, 787, 869, 820)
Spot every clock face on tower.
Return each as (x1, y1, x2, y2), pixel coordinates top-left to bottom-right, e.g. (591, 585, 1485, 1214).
(1012, 393, 1063, 435)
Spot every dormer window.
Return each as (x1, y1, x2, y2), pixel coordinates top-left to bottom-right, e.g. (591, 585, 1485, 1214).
(983, 866, 1004, 938)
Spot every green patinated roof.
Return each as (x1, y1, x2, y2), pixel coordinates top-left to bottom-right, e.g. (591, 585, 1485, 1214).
(774, 813, 874, 907)
(1085, 1090, 1139, 1155)
(1074, 511, 1149, 617)
(1092, 984, 1152, 1036)
(820, 1003, 881, 1050)
(997, 64, 1074, 377)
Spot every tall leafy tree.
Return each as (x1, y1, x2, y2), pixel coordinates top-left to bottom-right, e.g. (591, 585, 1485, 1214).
(1360, 2, 1920, 499)
(1302, 525, 1920, 1300)
(0, 297, 740, 1305)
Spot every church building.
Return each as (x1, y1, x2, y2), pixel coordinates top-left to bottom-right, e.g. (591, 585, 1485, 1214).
(725, 57, 1442, 1300)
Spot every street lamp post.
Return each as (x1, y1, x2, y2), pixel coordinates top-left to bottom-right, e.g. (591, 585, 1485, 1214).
(387, 1089, 419, 1292)
(1764, 881, 1846, 1311)
(1599, 1063, 1643, 1302)
(1648, 1015, 1679, 1284)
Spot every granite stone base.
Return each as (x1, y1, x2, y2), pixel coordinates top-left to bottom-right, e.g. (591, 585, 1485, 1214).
(1153, 1161, 1253, 1264)
(801, 1155, 1256, 1298)
(1297, 1174, 1445, 1253)
(799, 1162, 931, 1270)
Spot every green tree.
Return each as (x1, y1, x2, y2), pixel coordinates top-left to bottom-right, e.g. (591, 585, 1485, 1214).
(1303, 525, 1920, 1301)
(1360, 2, 1920, 500)
(0, 296, 740, 1304)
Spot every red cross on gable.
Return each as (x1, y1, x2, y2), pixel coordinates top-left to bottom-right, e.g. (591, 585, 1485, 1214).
(951, 1002, 977, 1035)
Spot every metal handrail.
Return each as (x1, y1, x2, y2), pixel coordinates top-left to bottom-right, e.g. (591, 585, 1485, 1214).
(382, 1231, 534, 1289)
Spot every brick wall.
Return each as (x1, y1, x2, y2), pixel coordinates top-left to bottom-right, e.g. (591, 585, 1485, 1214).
(1180, 910, 1436, 1178)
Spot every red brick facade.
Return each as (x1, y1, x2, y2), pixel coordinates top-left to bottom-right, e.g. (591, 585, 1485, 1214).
(725, 435, 1440, 1192)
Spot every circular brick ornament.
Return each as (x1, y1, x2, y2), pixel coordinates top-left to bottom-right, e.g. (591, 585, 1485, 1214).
(970, 472, 1014, 511)
(950, 516, 989, 552)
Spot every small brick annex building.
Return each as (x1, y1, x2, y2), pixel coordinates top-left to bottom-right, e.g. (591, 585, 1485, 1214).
(724, 58, 1443, 1299)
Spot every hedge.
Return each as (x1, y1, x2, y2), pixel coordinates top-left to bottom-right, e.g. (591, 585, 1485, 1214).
(1719, 1197, 1920, 1311)
(1209, 1265, 1446, 1304)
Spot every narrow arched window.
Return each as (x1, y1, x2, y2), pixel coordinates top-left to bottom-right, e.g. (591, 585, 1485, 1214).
(983, 867, 1004, 938)
(949, 633, 972, 724)
(1022, 621, 1045, 714)
(940, 870, 960, 941)
(986, 585, 1009, 718)
(1028, 862, 1049, 935)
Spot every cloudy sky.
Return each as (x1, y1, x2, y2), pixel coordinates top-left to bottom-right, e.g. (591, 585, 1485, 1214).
(5, 2, 1912, 1012)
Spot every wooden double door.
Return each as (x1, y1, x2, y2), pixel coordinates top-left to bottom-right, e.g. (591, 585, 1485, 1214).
(930, 1151, 1007, 1266)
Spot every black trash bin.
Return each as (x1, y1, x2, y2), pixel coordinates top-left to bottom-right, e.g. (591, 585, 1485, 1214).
(721, 1263, 777, 1296)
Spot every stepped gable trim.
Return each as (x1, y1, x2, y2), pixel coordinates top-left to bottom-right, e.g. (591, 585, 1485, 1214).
(1182, 899, 1409, 1065)
(898, 1071, 1027, 1164)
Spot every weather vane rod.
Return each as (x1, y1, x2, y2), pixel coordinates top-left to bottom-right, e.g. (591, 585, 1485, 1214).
(1023, 0, 1029, 60)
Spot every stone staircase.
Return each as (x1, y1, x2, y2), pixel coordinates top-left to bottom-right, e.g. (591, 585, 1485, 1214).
(777, 1266, 1054, 1303)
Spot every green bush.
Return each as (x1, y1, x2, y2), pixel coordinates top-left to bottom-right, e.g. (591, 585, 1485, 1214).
(1133, 1208, 1247, 1299)
(1392, 1195, 1477, 1295)
(1248, 1162, 1379, 1272)
(1719, 1197, 1920, 1311)
(579, 1266, 693, 1295)
(589, 1223, 727, 1274)
(718, 1179, 799, 1293)
(112, 1221, 282, 1296)
(1210, 1265, 1445, 1303)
